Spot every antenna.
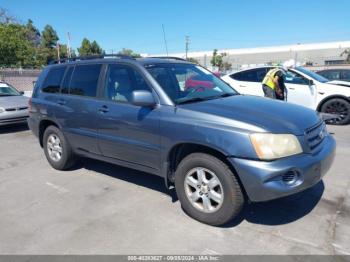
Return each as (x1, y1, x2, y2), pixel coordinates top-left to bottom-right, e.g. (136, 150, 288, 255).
(162, 24, 169, 57)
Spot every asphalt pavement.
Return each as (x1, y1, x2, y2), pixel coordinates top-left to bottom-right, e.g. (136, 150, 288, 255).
(0, 124, 349, 255)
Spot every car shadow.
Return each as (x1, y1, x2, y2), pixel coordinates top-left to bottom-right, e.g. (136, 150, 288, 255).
(223, 181, 325, 227)
(0, 123, 29, 134)
(80, 158, 178, 202)
(80, 158, 324, 227)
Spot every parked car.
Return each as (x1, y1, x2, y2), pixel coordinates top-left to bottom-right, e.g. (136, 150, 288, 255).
(28, 56, 335, 225)
(0, 82, 29, 126)
(222, 66, 350, 125)
(317, 69, 350, 82)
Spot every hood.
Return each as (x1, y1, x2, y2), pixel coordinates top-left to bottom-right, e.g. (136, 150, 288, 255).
(178, 95, 321, 135)
(0, 95, 29, 109)
(327, 80, 350, 87)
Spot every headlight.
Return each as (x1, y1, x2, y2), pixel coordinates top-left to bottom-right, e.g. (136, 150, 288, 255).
(0, 107, 5, 113)
(250, 133, 303, 160)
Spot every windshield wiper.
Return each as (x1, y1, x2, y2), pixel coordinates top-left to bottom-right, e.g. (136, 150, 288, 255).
(176, 97, 206, 105)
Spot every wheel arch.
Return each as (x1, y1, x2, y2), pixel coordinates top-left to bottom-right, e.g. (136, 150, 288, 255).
(317, 95, 350, 112)
(38, 119, 60, 147)
(165, 142, 247, 197)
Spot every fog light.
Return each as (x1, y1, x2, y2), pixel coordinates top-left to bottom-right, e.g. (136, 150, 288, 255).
(282, 171, 299, 186)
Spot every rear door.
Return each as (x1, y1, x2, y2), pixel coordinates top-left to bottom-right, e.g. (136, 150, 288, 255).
(55, 64, 103, 154)
(230, 68, 268, 96)
(285, 70, 316, 109)
(96, 63, 161, 171)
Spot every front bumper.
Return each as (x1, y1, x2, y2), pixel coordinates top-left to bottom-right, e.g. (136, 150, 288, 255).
(229, 135, 336, 202)
(0, 111, 29, 126)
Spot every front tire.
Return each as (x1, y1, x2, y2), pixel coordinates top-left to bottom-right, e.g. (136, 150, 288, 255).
(175, 153, 244, 226)
(321, 98, 350, 125)
(43, 125, 76, 170)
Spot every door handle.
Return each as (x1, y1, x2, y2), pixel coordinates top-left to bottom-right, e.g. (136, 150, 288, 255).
(57, 99, 66, 105)
(98, 105, 109, 113)
(288, 87, 295, 90)
(239, 85, 246, 87)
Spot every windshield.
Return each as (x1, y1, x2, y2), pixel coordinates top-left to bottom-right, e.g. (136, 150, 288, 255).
(0, 84, 22, 96)
(296, 67, 329, 83)
(145, 63, 238, 104)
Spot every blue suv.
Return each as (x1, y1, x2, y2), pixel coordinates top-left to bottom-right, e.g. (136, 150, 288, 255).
(28, 56, 336, 225)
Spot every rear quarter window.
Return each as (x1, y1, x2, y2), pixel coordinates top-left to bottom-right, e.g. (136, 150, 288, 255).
(41, 66, 66, 93)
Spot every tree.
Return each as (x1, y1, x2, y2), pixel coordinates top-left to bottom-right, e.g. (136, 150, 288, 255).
(0, 23, 36, 67)
(78, 38, 103, 56)
(341, 49, 350, 63)
(210, 49, 232, 71)
(25, 19, 41, 47)
(187, 57, 199, 64)
(0, 8, 17, 24)
(90, 40, 103, 55)
(117, 48, 141, 58)
(41, 25, 58, 49)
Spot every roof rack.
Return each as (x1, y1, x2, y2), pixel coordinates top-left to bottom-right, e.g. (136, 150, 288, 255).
(49, 54, 135, 65)
(147, 56, 187, 61)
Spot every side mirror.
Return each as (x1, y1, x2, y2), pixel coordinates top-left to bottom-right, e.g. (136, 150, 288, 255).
(309, 79, 314, 86)
(131, 90, 156, 107)
(20, 91, 24, 95)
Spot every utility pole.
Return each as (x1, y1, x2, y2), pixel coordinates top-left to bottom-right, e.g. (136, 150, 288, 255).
(67, 32, 72, 58)
(56, 41, 60, 62)
(185, 36, 190, 60)
(162, 24, 169, 57)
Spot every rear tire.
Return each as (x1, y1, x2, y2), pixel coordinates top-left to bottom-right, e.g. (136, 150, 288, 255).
(43, 125, 76, 170)
(321, 98, 350, 125)
(175, 153, 244, 226)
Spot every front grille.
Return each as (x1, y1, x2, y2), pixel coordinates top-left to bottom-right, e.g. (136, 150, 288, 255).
(305, 121, 327, 151)
(5, 106, 28, 112)
(0, 117, 28, 123)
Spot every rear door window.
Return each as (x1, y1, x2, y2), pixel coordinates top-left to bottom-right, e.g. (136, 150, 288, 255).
(69, 64, 102, 97)
(231, 68, 268, 82)
(41, 66, 66, 93)
(320, 70, 340, 80)
(341, 70, 350, 81)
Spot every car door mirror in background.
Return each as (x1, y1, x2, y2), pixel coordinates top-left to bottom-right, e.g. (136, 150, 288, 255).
(131, 90, 156, 107)
(309, 79, 314, 86)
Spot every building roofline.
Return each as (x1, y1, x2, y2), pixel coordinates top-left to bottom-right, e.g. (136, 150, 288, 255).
(150, 40, 350, 58)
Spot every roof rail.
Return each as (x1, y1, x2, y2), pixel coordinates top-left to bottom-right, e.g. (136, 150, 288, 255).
(49, 54, 135, 65)
(147, 56, 187, 61)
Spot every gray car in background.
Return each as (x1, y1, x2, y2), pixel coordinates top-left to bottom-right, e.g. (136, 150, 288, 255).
(0, 82, 29, 126)
(28, 56, 336, 226)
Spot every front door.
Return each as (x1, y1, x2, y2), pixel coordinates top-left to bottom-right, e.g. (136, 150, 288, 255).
(285, 70, 316, 109)
(97, 64, 161, 171)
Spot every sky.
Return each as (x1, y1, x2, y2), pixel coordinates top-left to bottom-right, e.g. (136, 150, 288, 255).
(2, 0, 350, 55)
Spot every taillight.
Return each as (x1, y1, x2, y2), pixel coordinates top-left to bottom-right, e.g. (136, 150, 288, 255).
(28, 98, 32, 112)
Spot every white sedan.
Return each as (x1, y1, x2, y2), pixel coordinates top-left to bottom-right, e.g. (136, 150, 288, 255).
(222, 66, 350, 125)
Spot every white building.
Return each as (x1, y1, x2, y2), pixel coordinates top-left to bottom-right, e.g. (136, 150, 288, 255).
(151, 41, 350, 71)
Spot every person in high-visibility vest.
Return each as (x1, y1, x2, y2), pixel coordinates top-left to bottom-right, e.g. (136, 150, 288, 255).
(262, 68, 285, 100)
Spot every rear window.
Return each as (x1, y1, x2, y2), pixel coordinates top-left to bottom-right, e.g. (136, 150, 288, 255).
(231, 68, 268, 82)
(69, 64, 102, 97)
(41, 66, 66, 93)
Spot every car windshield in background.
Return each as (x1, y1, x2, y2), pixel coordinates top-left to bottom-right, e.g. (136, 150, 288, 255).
(296, 67, 329, 83)
(145, 63, 237, 104)
(0, 84, 21, 96)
